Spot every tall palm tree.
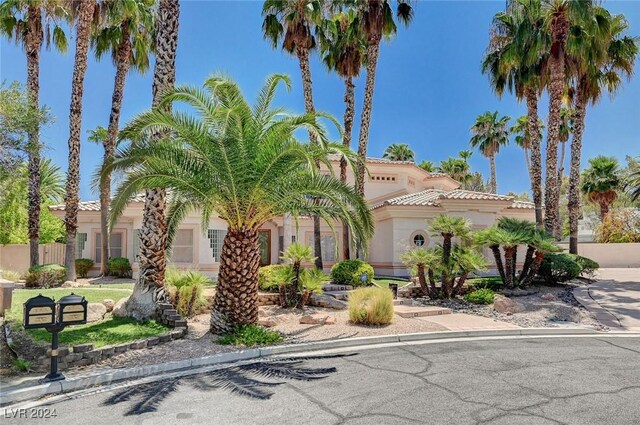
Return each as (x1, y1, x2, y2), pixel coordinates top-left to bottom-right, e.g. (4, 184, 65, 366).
(627, 167, 640, 202)
(553, 105, 573, 237)
(354, 0, 413, 197)
(0, 0, 67, 267)
(510, 115, 544, 178)
(437, 157, 470, 184)
(469, 111, 511, 194)
(64, 0, 99, 281)
(382, 143, 415, 162)
(107, 75, 374, 333)
(127, 0, 180, 320)
(458, 150, 473, 164)
(483, 0, 548, 226)
(541, 0, 592, 237)
(262, 0, 325, 269)
(581, 156, 621, 221)
(566, 8, 638, 253)
(92, 0, 154, 275)
(317, 9, 366, 261)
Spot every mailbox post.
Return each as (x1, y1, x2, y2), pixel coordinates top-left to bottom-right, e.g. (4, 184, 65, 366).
(23, 293, 88, 383)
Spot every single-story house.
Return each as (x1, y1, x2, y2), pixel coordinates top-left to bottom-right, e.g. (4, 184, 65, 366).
(50, 156, 535, 278)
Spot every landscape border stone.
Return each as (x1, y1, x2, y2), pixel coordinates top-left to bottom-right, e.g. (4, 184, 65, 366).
(3, 326, 634, 407)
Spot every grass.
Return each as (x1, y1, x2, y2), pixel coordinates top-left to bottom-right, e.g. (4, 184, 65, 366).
(93, 283, 135, 290)
(348, 286, 394, 325)
(4, 286, 166, 348)
(218, 325, 283, 346)
(14, 358, 33, 372)
(372, 278, 411, 289)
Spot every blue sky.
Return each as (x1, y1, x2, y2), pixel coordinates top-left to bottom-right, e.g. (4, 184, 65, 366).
(1, 0, 639, 201)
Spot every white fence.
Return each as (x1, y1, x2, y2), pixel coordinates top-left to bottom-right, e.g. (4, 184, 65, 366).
(0, 243, 66, 275)
(558, 243, 640, 268)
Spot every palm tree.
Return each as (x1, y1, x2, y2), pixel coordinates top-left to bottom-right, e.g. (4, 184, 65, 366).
(383, 143, 415, 162)
(566, 8, 638, 253)
(581, 156, 622, 221)
(400, 248, 439, 297)
(280, 242, 315, 308)
(510, 115, 544, 178)
(437, 157, 470, 184)
(128, 0, 180, 320)
(0, 0, 67, 267)
(469, 111, 510, 194)
(428, 215, 471, 266)
(64, 0, 98, 281)
(458, 150, 473, 164)
(419, 160, 436, 173)
(354, 0, 413, 197)
(627, 161, 640, 202)
(91, 0, 154, 275)
(107, 74, 374, 333)
(263, 0, 325, 269)
(554, 105, 573, 237)
(317, 9, 366, 261)
(541, 0, 592, 236)
(483, 0, 548, 226)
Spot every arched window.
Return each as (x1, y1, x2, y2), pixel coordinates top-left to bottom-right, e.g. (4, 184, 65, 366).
(413, 233, 426, 247)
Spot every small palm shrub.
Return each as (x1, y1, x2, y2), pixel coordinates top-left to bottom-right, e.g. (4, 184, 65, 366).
(330, 259, 374, 287)
(258, 264, 287, 292)
(75, 258, 94, 278)
(538, 253, 582, 284)
(165, 268, 210, 317)
(24, 264, 66, 288)
(0, 270, 20, 282)
(217, 324, 283, 346)
(348, 287, 394, 325)
(464, 288, 495, 304)
(107, 257, 132, 278)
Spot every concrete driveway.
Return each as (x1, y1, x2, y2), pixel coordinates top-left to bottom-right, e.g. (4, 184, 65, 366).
(4, 336, 640, 424)
(574, 269, 640, 331)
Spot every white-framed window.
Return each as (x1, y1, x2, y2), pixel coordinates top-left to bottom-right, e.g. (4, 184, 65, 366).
(412, 233, 426, 247)
(307, 234, 337, 262)
(76, 233, 87, 259)
(171, 229, 194, 263)
(208, 229, 226, 262)
(95, 232, 123, 263)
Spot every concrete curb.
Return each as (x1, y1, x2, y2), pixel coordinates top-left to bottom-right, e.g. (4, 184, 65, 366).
(573, 286, 623, 329)
(1, 327, 637, 406)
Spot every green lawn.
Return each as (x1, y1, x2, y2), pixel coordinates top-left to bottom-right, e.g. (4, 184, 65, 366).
(373, 278, 411, 288)
(92, 283, 135, 290)
(4, 287, 168, 348)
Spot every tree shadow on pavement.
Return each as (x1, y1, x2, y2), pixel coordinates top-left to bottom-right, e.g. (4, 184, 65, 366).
(102, 353, 357, 416)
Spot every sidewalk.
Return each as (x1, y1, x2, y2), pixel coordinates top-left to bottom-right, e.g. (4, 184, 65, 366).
(574, 268, 640, 331)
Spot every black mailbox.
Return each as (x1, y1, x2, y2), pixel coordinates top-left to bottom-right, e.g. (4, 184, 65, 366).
(57, 293, 88, 326)
(23, 295, 56, 329)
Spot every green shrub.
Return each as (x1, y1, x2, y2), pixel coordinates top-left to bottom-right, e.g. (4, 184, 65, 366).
(13, 358, 32, 373)
(464, 288, 495, 304)
(258, 264, 288, 292)
(1, 270, 20, 282)
(330, 259, 374, 287)
(24, 264, 66, 288)
(217, 324, 283, 346)
(571, 255, 599, 278)
(107, 257, 132, 278)
(348, 287, 394, 325)
(165, 268, 210, 317)
(75, 258, 94, 278)
(538, 253, 582, 284)
(469, 276, 503, 292)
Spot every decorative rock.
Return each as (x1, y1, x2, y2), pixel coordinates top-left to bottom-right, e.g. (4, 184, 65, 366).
(324, 316, 336, 325)
(114, 345, 129, 353)
(129, 340, 147, 350)
(159, 334, 172, 343)
(170, 330, 183, 340)
(570, 307, 582, 323)
(112, 297, 129, 317)
(309, 293, 347, 310)
(65, 353, 83, 362)
(47, 347, 69, 357)
(299, 314, 335, 325)
(61, 280, 89, 288)
(101, 347, 115, 357)
(87, 303, 108, 322)
(541, 293, 555, 301)
(102, 299, 115, 312)
(146, 337, 160, 347)
(83, 351, 101, 362)
(493, 295, 525, 314)
(258, 317, 278, 327)
(73, 343, 94, 353)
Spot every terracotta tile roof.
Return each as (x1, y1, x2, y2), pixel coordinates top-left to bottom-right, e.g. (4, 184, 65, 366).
(326, 154, 450, 178)
(372, 189, 518, 209)
(508, 200, 536, 209)
(49, 193, 147, 211)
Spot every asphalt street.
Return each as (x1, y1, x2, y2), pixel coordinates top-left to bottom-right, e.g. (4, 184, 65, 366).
(3, 336, 640, 425)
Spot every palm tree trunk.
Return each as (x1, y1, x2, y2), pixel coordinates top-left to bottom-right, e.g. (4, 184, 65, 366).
(453, 272, 469, 296)
(526, 87, 543, 228)
(341, 76, 355, 261)
(295, 45, 323, 269)
(554, 139, 567, 238)
(26, 5, 43, 268)
(101, 27, 132, 275)
(568, 82, 587, 254)
(128, 0, 180, 320)
(210, 226, 261, 334)
(355, 42, 380, 198)
(490, 245, 506, 283)
(523, 251, 545, 285)
(599, 201, 609, 221)
(524, 147, 531, 181)
(519, 245, 536, 282)
(504, 246, 515, 289)
(64, 0, 95, 282)
(512, 246, 518, 285)
(416, 264, 428, 296)
(489, 154, 497, 194)
(544, 38, 567, 238)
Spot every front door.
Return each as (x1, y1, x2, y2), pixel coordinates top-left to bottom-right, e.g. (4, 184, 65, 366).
(258, 230, 271, 266)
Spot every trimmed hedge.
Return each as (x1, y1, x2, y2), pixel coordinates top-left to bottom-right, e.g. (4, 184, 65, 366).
(538, 253, 582, 284)
(330, 260, 374, 287)
(24, 264, 66, 288)
(75, 258, 94, 278)
(107, 257, 132, 278)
